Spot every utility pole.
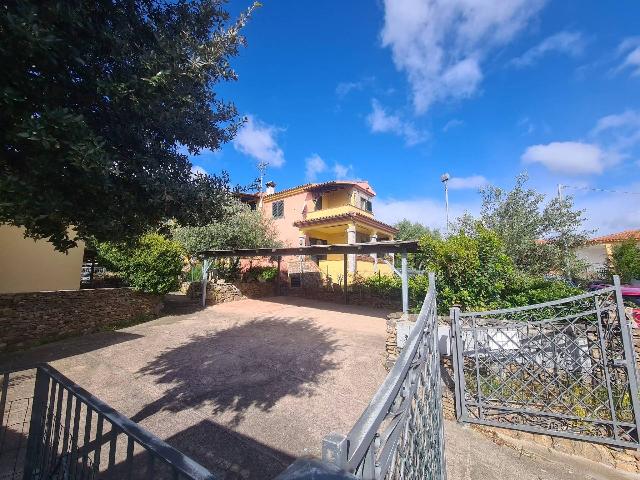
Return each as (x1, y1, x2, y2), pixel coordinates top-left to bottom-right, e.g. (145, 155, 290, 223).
(441, 173, 450, 234)
(257, 160, 268, 209)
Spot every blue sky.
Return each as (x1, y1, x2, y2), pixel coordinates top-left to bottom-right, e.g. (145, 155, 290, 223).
(190, 0, 640, 235)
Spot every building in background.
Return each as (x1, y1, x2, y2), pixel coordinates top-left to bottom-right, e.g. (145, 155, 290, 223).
(241, 180, 397, 283)
(575, 229, 640, 277)
(0, 225, 84, 293)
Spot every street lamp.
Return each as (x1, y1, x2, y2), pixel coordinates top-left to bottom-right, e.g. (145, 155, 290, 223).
(440, 173, 450, 234)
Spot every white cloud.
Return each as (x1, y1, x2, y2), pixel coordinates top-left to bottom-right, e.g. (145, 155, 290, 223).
(333, 163, 353, 179)
(442, 119, 464, 132)
(375, 196, 480, 232)
(448, 175, 488, 190)
(616, 37, 640, 77)
(190, 165, 207, 177)
(380, 0, 546, 113)
(521, 142, 612, 175)
(366, 99, 427, 145)
(510, 31, 585, 67)
(305, 154, 327, 182)
(590, 110, 640, 151)
(232, 115, 285, 167)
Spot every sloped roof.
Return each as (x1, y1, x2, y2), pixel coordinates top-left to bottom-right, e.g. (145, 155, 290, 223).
(588, 229, 640, 244)
(294, 211, 398, 234)
(263, 180, 376, 201)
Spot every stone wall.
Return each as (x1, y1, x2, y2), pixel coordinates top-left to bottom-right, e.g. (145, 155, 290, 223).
(0, 288, 163, 353)
(280, 283, 401, 310)
(181, 281, 275, 305)
(384, 313, 640, 474)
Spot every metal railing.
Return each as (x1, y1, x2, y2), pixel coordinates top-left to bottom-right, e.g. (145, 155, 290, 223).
(1, 365, 217, 480)
(451, 276, 640, 449)
(321, 272, 446, 479)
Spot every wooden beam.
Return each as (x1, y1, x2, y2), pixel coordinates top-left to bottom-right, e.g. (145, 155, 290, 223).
(197, 240, 419, 259)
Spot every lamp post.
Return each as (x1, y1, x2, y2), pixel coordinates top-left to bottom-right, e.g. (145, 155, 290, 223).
(441, 173, 450, 234)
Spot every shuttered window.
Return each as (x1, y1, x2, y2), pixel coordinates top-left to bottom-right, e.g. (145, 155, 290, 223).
(272, 200, 284, 218)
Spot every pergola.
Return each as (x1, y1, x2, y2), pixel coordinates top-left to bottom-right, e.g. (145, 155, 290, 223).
(197, 240, 419, 312)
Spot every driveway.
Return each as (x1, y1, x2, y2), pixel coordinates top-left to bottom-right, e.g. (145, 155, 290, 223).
(0, 297, 390, 479)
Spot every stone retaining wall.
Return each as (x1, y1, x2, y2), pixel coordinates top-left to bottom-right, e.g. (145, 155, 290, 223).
(181, 281, 275, 305)
(0, 288, 163, 353)
(281, 284, 401, 310)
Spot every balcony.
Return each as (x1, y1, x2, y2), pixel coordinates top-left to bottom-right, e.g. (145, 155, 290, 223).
(305, 204, 374, 221)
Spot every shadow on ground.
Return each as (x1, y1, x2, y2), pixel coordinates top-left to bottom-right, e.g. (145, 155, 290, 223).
(134, 316, 340, 427)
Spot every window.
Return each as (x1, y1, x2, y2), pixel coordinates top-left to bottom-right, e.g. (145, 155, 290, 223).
(272, 200, 284, 218)
(313, 195, 323, 211)
(360, 198, 372, 212)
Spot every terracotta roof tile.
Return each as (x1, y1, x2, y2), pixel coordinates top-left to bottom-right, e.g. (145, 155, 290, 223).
(588, 229, 640, 244)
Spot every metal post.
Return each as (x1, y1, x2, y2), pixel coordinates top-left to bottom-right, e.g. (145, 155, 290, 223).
(613, 275, 640, 439)
(343, 254, 348, 304)
(401, 252, 408, 314)
(201, 259, 210, 307)
(322, 432, 349, 470)
(276, 256, 281, 296)
(23, 367, 50, 479)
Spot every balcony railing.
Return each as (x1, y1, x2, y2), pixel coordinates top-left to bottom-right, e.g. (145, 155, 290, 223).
(305, 204, 374, 221)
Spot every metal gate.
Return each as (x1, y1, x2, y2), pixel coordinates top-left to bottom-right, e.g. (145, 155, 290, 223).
(451, 277, 640, 449)
(322, 273, 447, 479)
(0, 365, 216, 480)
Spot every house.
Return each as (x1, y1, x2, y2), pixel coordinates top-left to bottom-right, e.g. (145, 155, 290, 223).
(0, 225, 85, 293)
(575, 229, 640, 276)
(242, 180, 397, 282)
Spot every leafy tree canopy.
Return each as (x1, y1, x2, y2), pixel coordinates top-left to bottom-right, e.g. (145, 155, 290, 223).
(394, 219, 439, 241)
(1, 0, 256, 251)
(172, 199, 282, 257)
(463, 173, 591, 277)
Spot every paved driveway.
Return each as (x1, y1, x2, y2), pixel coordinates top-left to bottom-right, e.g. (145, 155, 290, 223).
(0, 297, 390, 479)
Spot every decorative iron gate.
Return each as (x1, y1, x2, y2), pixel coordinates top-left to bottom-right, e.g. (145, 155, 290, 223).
(322, 273, 447, 479)
(0, 365, 216, 480)
(451, 277, 640, 449)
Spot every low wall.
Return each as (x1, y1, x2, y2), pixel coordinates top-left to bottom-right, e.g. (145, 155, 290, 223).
(181, 281, 275, 305)
(383, 314, 640, 474)
(0, 288, 163, 353)
(281, 284, 401, 310)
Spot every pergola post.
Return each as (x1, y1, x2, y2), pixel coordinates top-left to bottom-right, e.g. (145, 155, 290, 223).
(401, 252, 408, 314)
(276, 256, 281, 296)
(343, 253, 348, 304)
(201, 258, 211, 307)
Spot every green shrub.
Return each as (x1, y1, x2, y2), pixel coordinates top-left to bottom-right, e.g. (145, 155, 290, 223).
(609, 240, 640, 284)
(243, 266, 278, 282)
(96, 233, 184, 295)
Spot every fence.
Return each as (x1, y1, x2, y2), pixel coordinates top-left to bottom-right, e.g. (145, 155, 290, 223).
(321, 272, 446, 479)
(451, 276, 640, 449)
(0, 365, 216, 480)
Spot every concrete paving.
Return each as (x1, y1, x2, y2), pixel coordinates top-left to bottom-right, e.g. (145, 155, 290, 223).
(445, 420, 638, 480)
(2, 296, 637, 480)
(0, 297, 390, 479)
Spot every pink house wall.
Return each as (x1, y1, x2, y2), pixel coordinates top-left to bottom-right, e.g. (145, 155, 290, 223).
(261, 191, 311, 246)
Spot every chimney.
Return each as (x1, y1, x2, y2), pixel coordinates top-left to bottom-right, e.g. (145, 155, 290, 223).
(265, 181, 276, 195)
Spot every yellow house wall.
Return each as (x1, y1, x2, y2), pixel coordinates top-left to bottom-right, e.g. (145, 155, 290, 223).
(318, 258, 394, 282)
(0, 225, 85, 293)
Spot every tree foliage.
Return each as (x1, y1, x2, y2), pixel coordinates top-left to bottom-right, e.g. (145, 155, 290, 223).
(609, 240, 640, 284)
(0, 0, 256, 251)
(413, 223, 581, 314)
(172, 199, 282, 257)
(474, 174, 590, 276)
(95, 233, 184, 295)
(394, 219, 439, 269)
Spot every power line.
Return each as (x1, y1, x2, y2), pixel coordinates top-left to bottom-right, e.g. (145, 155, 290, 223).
(559, 184, 640, 196)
